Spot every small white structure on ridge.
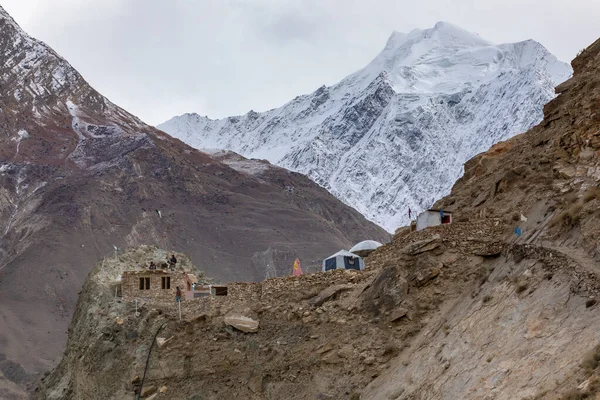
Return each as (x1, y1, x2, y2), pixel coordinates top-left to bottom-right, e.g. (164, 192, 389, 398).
(416, 209, 453, 231)
(349, 240, 383, 257)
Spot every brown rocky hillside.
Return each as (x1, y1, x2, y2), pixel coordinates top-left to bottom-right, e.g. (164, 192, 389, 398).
(436, 39, 600, 255)
(0, 6, 386, 398)
(36, 36, 600, 400)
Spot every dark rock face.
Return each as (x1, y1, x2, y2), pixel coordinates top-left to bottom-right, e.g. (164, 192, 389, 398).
(0, 6, 387, 394)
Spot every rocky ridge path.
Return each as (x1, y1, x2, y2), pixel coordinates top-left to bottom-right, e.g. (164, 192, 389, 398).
(37, 217, 600, 399)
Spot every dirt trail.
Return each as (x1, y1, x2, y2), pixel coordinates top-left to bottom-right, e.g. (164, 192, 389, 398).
(547, 245, 600, 276)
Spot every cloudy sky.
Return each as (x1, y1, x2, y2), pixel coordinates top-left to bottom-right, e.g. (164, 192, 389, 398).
(3, 0, 599, 125)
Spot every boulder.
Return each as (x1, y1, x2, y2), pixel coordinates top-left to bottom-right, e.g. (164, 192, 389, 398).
(125, 330, 138, 340)
(140, 385, 156, 397)
(248, 373, 263, 393)
(361, 266, 409, 317)
(403, 236, 443, 256)
(414, 268, 440, 287)
(309, 284, 353, 307)
(224, 314, 259, 333)
(389, 308, 408, 322)
(156, 337, 173, 348)
(317, 342, 335, 355)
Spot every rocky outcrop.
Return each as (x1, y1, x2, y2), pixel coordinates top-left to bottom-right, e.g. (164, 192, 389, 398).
(437, 38, 600, 258)
(308, 284, 353, 307)
(38, 214, 600, 399)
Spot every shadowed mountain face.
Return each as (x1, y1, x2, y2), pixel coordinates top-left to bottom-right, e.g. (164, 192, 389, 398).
(0, 6, 387, 394)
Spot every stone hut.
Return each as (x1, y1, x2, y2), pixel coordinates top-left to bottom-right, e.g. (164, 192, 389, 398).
(121, 270, 197, 302)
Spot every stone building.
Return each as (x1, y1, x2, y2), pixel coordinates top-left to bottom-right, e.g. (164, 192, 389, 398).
(121, 270, 197, 303)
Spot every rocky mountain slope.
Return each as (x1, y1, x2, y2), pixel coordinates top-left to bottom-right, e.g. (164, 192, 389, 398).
(37, 36, 600, 400)
(158, 22, 572, 232)
(0, 6, 386, 398)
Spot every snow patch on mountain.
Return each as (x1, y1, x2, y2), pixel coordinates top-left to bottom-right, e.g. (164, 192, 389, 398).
(158, 22, 572, 232)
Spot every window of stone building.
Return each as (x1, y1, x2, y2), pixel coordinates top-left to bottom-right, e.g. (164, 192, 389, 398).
(139, 277, 150, 290)
(161, 276, 171, 290)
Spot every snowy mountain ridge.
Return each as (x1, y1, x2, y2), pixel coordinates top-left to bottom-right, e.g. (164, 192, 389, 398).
(158, 22, 572, 231)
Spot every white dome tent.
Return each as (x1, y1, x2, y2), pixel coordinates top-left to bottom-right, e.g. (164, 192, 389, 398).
(349, 240, 383, 257)
(322, 250, 365, 272)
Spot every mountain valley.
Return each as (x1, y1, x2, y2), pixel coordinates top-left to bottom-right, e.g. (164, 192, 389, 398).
(0, 7, 386, 397)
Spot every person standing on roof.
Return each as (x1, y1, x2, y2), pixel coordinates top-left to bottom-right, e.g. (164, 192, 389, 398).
(169, 254, 177, 271)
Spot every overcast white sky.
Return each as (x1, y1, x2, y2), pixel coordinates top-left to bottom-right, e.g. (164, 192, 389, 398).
(3, 0, 599, 125)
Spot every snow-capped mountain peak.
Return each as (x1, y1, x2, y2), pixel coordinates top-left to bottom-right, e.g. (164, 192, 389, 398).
(354, 23, 566, 97)
(158, 22, 572, 231)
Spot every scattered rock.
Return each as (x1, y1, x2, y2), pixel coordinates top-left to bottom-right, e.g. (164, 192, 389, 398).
(140, 385, 156, 397)
(403, 236, 443, 256)
(414, 268, 440, 287)
(322, 352, 343, 364)
(156, 337, 173, 348)
(389, 308, 408, 322)
(248, 373, 263, 393)
(131, 376, 140, 385)
(187, 314, 207, 323)
(224, 314, 259, 333)
(586, 297, 597, 308)
(125, 330, 138, 340)
(317, 342, 335, 355)
(309, 285, 353, 307)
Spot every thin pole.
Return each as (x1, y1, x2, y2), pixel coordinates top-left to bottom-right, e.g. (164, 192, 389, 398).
(137, 321, 167, 400)
(178, 300, 181, 321)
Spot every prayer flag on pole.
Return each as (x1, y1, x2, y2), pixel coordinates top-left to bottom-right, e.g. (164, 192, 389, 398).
(520, 213, 528, 222)
(292, 258, 303, 276)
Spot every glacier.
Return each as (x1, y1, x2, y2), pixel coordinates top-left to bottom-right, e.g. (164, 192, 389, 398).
(158, 22, 572, 232)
